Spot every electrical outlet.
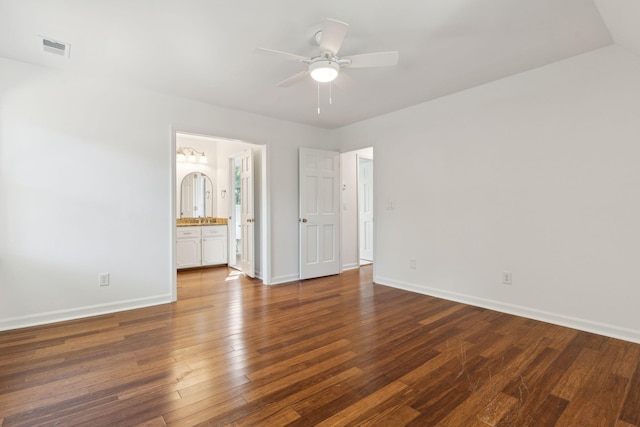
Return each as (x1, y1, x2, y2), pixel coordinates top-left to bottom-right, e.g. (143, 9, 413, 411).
(99, 273, 110, 286)
(409, 259, 417, 269)
(502, 271, 512, 285)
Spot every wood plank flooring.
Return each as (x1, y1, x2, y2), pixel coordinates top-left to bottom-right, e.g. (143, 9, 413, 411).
(1, 265, 639, 426)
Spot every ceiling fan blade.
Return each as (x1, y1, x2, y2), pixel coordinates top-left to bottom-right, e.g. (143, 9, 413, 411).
(343, 51, 399, 68)
(277, 70, 309, 87)
(254, 47, 308, 62)
(319, 18, 349, 55)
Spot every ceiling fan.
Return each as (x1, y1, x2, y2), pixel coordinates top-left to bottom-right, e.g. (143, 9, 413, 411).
(255, 18, 399, 88)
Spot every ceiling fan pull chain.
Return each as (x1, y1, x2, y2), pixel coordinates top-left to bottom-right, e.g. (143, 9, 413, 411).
(317, 82, 321, 114)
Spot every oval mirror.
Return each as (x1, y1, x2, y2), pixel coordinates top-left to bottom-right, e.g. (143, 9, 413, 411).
(180, 172, 214, 218)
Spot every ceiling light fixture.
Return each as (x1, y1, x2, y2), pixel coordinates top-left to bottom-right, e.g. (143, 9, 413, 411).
(309, 60, 339, 83)
(177, 147, 207, 163)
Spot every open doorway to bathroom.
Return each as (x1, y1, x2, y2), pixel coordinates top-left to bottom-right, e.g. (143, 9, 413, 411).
(173, 131, 266, 300)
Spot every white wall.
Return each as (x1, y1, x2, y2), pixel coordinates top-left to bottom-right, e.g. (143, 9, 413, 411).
(0, 57, 330, 330)
(5, 43, 640, 344)
(340, 147, 373, 270)
(334, 45, 640, 343)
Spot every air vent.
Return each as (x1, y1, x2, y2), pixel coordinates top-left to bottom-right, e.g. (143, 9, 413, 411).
(40, 36, 71, 58)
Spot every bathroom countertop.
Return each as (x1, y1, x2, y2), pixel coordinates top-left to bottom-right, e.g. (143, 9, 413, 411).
(176, 218, 228, 227)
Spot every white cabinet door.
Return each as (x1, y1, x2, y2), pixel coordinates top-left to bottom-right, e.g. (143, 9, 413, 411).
(177, 238, 201, 268)
(202, 236, 227, 265)
(177, 226, 202, 268)
(202, 225, 228, 266)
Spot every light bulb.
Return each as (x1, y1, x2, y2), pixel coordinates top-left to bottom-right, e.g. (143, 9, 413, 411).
(309, 60, 339, 83)
(200, 153, 208, 164)
(188, 151, 196, 162)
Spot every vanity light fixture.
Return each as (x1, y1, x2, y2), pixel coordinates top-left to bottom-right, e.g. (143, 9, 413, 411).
(176, 148, 187, 162)
(176, 146, 207, 164)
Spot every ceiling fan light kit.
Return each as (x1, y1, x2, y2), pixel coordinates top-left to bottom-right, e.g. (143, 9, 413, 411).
(309, 59, 340, 82)
(255, 18, 399, 111)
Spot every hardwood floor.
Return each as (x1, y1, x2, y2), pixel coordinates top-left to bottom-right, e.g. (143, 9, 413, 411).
(1, 265, 639, 426)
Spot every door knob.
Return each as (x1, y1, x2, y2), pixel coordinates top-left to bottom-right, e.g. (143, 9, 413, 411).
(300, 218, 308, 223)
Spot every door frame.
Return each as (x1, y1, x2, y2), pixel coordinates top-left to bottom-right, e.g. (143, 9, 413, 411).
(338, 147, 375, 273)
(171, 128, 270, 302)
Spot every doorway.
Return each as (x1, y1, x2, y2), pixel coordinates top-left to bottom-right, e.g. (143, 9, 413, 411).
(358, 154, 373, 265)
(173, 131, 266, 300)
(339, 147, 374, 271)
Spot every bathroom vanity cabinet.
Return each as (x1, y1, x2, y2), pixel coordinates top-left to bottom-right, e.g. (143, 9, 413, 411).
(176, 225, 227, 269)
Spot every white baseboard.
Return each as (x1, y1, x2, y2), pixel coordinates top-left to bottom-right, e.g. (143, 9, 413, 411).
(269, 273, 300, 285)
(0, 294, 173, 332)
(375, 276, 640, 345)
(342, 263, 360, 271)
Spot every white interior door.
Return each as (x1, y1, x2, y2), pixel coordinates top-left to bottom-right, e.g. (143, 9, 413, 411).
(240, 149, 255, 277)
(358, 156, 374, 262)
(299, 148, 340, 280)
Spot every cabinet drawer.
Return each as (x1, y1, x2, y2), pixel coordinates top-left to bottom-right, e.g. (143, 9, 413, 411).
(202, 225, 227, 237)
(177, 226, 201, 238)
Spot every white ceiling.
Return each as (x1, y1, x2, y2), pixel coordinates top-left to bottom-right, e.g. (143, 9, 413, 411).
(0, 0, 636, 129)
